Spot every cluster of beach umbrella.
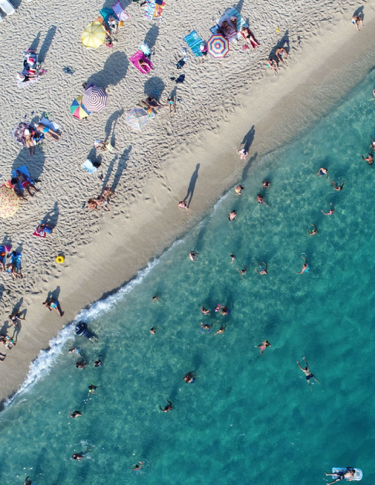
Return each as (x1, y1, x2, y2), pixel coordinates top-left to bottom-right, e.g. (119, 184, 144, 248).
(70, 84, 108, 120)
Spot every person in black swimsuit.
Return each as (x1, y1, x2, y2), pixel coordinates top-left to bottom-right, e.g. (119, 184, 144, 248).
(297, 357, 320, 390)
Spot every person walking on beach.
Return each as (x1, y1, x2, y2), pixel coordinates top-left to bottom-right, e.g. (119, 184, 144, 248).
(361, 153, 373, 165)
(331, 180, 345, 191)
(159, 400, 173, 412)
(308, 224, 318, 236)
(255, 262, 268, 275)
(228, 210, 237, 221)
(321, 203, 334, 216)
(297, 357, 320, 390)
(178, 200, 189, 210)
(297, 256, 310, 274)
(43, 298, 64, 317)
(237, 148, 248, 159)
(352, 15, 363, 32)
(317, 167, 328, 178)
(255, 340, 271, 354)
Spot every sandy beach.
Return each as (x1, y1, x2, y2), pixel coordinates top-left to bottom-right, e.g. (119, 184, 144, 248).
(0, 0, 374, 405)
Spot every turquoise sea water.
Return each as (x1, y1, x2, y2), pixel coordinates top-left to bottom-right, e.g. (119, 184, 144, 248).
(2, 71, 375, 485)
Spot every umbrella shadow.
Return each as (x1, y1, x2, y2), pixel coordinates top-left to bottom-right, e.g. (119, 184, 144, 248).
(241, 125, 255, 152)
(104, 109, 124, 147)
(144, 77, 165, 100)
(87, 51, 129, 90)
(39, 26, 57, 63)
(183, 163, 200, 208)
(144, 25, 159, 50)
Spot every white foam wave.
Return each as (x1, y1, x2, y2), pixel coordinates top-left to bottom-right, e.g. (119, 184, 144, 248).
(4, 258, 161, 408)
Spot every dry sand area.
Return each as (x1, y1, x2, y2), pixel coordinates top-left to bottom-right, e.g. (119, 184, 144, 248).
(0, 0, 374, 403)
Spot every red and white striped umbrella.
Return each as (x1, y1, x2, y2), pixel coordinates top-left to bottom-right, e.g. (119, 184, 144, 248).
(82, 84, 108, 113)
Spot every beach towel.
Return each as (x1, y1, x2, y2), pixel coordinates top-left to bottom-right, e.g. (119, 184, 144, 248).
(210, 7, 248, 42)
(184, 31, 204, 58)
(129, 50, 153, 74)
(112, 1, 130, 21)
(144, 0, 166, 20)
(82, 159, 100, 174)
(33, 222, 52, 238)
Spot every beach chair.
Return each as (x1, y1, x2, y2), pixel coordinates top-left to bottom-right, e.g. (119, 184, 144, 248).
(0, 0, 15, 16)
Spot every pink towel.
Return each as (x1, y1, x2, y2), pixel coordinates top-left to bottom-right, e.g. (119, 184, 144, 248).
(129, 50, 154, 74)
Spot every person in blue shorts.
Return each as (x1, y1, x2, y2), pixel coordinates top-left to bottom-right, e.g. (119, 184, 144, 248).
(296, 256, 309, 274)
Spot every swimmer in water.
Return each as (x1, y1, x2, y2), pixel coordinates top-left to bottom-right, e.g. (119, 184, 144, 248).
(308, 224, 318, 236)
(257, 194, 270, 206)
(255, 340, 271, 354)
(228, 210, 237, 221)
(370, 137, 375, 150)
(229, 253, 236, 264)
(69, 410, 82, 418)
(150, 326, 158, 334)
(297, 256, 309, 274)
(214, 325, 226, 335)
(262, 180, 271, 189)
(88, 384, 98, 395)
(255, 262, 268, 275)
(361, 153, 374, 165)
(183, 371, 196, 383)
(201, 322, 211, 333)
(317, 167, 328, 178)
(297, 357, 320, 390)
(235, 185, 244, 195)
(219, 306, 229, 316)
(69, 348, 80, 355)
(76, 360, 87, 369)
(331, 180, 345, 191)
(159, 400, 173, 412)
(236, 266, 247, 278)
(200, 306, 210, 315)
(152, 296, 162, 303)
(71, 453, 84, 461)
(321, 203, 335, 216)
(131, 461, 144, 471)
(93, 355, 102, 367)
(24, 477, 32, 485)
(189, 251, 198, 262)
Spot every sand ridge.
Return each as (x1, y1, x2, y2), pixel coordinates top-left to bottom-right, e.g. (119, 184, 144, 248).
(0, 0, 373, 403)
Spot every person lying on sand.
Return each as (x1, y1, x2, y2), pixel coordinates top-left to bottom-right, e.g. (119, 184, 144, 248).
(16, 170, 39, 196)
(43, 298, 64, 317)
(24, 128, 37, 156)
(275, 47, 288, 64)
(240, 26, 259, 49)
(36, 123, 61, 141)
(266, 59, 279, 74)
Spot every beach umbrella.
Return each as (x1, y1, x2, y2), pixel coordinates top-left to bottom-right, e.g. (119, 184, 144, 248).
(0, 186, 19, 219)
(70, 96, 91, 119)
(82, 85, 108, 113)
(126, 107, 151, 130)
(81, 22, 107, 49)
(207, 34, 229, 59)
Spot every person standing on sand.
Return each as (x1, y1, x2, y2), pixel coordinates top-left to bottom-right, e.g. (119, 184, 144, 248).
(178, 200, 189, 210)
(237, 148, 248, 159)
(43, 298, 64, 317)
(352, 15, 363, 32)
(297, 357, 320, 390)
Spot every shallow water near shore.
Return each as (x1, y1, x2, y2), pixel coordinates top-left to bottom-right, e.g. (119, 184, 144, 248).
(2, 70, 375, 485)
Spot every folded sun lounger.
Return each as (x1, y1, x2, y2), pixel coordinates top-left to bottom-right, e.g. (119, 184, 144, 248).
(0, 0, 15, 16)
(184, 31, 204, 58)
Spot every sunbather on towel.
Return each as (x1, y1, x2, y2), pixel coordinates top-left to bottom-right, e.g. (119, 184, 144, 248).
(16, 170, 39, 196)
(43, 298, 64, 317)
(240, 27, 260, 49)
(36, 123, 61, 141)
(33, 222, 53, 238)
(219, 20, 236, 39)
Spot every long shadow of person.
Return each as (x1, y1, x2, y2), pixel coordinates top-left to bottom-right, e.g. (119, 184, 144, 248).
(87, 51, 129, 90)
(104, 109, 124, 147)
(144, 25, 159, 49)
(242, 152, 258, 180)
(236, 0, 245, 14)
(353, 5, 364, 19)
(39, 26, 57, 63)
(241, 125, 255, 153)
(183, 163, 200, 208)
(43, 201, 59, 228)
(12, 146, 46, 182)
(101, 154, 118, 192)
(112, 145, 132, 192)
(29, 32, 41, 52)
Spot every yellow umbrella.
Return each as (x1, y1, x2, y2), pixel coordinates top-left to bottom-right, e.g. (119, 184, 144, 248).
(81, 22, 107, 49)
(0, 186, 19, 219)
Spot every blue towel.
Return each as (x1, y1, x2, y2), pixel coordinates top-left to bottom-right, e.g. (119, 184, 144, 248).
(184, 31, 203, 58)
(12, 165, 30, 179)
